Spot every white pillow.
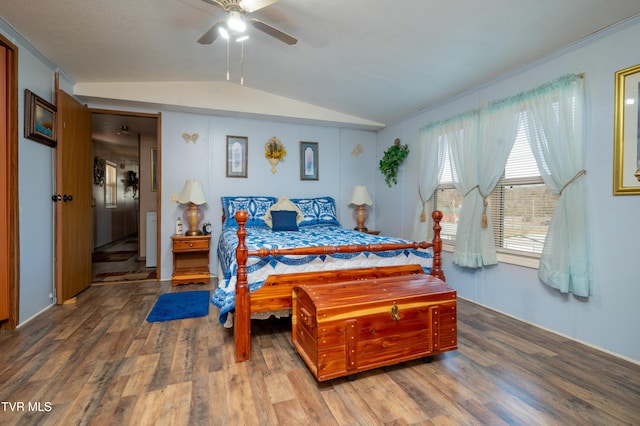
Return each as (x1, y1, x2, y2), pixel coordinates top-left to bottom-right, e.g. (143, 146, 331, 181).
(263, 196, 304, 228)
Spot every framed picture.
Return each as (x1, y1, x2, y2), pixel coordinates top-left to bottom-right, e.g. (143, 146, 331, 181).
(24, 89, 57, 147)
(150, 147, 158, 192)
(226, 135, 248, 178)
(613, 63, 640, 195)
(300, 141, 319, 180)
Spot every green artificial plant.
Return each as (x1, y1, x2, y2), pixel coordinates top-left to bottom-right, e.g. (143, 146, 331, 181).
(379, 139, 410, 187)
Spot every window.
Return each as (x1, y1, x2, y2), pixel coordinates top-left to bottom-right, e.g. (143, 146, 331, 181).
(432, 113, 558, 258)
(490, 113, 558, 256)
(430, 140, 459, 243)
(105, 161, 117, 208)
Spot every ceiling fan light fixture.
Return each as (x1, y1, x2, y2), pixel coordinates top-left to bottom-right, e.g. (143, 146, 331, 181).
(228, 11, 247, 32)
(117, 125, 133, 136)
(218, 26, 230, 40)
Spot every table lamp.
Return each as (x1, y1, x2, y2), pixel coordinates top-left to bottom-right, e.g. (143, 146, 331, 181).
(349, 185, 373, 232)
(178, 180, 207, 236)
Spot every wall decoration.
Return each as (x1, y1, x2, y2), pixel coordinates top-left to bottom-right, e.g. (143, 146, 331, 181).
(93, 157, 106, 186)
(24, 89, 57, 147)
(150, 147, 158, 192)
(379, 138, 409, 187)
(226, 135, 248, 178)
(613, 63, 640, 195)
(300, 141, 319, 180)
(182, 132, 199, 144)
(123, 170, 139, 198)
(264, 136, 287, 173)
(351, 143, 363, 156)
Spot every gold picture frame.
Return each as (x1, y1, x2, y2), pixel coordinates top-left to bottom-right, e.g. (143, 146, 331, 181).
(150, 147, 158, 192)
(24, 89, 57, 147)
(613, 63, 640, 195)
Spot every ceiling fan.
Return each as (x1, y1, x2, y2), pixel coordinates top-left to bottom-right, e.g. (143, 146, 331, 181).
(117, 125, 134, 136)
(198, 0, 297, 46)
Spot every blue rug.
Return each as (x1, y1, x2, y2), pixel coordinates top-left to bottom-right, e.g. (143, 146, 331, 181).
(146, 290, 210, 322)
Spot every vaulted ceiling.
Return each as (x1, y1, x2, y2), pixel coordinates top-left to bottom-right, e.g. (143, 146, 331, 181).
(3, 0, 640, 129)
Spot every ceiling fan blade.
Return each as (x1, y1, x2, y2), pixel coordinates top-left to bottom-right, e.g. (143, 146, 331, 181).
(240, 0, 279, 13)
(198, 21, 224, 45)
(250, 19, 297, 45)
(200, 0, 225, 8)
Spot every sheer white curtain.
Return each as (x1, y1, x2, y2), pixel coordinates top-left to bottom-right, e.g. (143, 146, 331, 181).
(446, 112, 487, 267)
(525, 75, 591, 296)
(412, 126, 444, 241)
(450, 104, 520, 267)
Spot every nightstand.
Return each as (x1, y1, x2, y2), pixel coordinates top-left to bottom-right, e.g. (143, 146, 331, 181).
(364, 230, 380, 235)
(171, 234, 211, 286)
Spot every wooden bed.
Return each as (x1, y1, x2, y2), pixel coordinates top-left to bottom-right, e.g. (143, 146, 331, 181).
(230, 209, 445, 362)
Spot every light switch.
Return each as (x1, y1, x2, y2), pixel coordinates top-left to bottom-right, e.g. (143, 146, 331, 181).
(171, 193, 178, 203)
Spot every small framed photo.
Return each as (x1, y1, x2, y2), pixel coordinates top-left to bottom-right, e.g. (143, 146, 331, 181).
(300, 141, 319, 180)
(613, 63, 640, 195)
(24, 89, 57, 147)
(150, 147, 158, 192)
(226, 135, 248, 178)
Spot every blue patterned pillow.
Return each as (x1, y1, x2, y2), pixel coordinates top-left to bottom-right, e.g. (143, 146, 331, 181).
(291, 196, 341, 227)
(290, 198, 316, 226)
(221, 196, 277, 228)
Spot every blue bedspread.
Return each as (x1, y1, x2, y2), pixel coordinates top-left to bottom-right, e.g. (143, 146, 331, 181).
(211, 224, 433, 324)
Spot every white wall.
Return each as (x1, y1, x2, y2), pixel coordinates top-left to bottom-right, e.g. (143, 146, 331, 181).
(159, 112, 377, 280)
(376, 17, 640, 363)
(10, 30, 56, 323)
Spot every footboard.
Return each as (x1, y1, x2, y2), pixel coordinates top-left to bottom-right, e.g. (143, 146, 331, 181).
(233, 210, 445, 362)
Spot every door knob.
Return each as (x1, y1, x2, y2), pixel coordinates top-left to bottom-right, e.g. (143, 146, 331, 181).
(63, 194, 73, 202)
(52, 194, 62, 202)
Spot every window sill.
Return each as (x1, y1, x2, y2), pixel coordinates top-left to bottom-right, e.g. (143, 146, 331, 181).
(496, 251, 539, 269)
(441, 244, 540, 269)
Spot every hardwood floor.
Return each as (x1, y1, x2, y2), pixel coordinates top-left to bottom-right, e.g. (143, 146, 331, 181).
(0, 279, 638, 425)
(92, 235, 157, 284)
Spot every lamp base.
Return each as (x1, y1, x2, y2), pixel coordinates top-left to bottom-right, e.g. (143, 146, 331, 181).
(183, 202, 204, 237)
(354, 204, 369, 233)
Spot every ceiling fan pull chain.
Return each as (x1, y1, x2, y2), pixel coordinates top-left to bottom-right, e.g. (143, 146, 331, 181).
(226, 38, 230, 81)
(240, 40, 245, 86)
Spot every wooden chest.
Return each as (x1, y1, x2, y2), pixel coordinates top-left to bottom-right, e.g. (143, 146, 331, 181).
(292, 274, 457, 381)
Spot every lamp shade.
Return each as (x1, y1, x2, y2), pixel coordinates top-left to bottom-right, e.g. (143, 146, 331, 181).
(177, 180, 207, 205)
(349, 185, 373, 206)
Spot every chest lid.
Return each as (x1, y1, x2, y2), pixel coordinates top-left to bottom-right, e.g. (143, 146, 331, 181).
(297, 274, 455, 313)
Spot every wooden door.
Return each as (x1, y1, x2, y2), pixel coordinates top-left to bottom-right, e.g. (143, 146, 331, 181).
(0, 44, 9, 320)
(0, 37, 18, 326)
(55, 90, 92, 303)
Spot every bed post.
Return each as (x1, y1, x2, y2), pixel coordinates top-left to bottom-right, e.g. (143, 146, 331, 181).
(234, 210, 251, 362)
(431, 210, 446, 281)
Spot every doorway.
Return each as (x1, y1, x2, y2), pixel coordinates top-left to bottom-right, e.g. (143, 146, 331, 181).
(90, 110, 160, 283)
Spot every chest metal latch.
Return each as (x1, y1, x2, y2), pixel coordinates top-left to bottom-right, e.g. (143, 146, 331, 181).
(391, 303, 400, 321)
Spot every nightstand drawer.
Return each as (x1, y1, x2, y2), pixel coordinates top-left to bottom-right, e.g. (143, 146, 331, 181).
(173, 238, 208, 251)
